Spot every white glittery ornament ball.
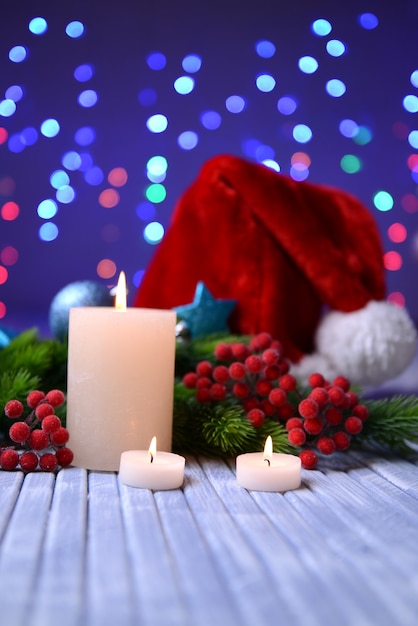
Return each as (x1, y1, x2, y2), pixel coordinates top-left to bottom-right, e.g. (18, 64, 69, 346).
(49, 280, 113, 340)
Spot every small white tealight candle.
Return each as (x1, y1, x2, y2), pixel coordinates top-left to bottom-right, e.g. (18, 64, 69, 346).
(119, 436, 185, 490)
(236, 436, 301, 492)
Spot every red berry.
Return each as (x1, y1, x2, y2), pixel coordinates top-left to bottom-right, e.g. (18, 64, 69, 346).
(260, 399, 276, 417)
(270, 339, 283, 355)
(212, 365, 230, 383)
(261, 348, 279, 366)
(279, 374, 297, 391)
(45, 389, 65, 407)
(0, 448, 19, 470)
(286, 417, 303, 431)
(353, 404, 369, 421)
(316, 437, 336, 455)
(4, 399, 24, 419)
(344, 416, 363, 435)
(26, 390, 46, 409)
(39, 453, 58, 472)
(332, 376, 351, 392)
(303, 417, 324, 436)
(35, 403, 55, 420)
(56, 447, 74, 467)
(324, 406, 343, 426)
(253, 332, 273, 350)
(20, 451, 39, 472)
(277, 360, 290, 375)
(298, 398, 319, 419)
(246, 408, 265, 427)
(277, 402, 294, 420)
(28, 429, 49, 450)
(245, 355, 264, 374)
(214, 343, 233, 361)
(309, 387, 329, 408)
(288, 427, 306, 446)
(328, 386, 346, 406)
(196, 377, 212, 389)
(196, 388, 212, 402)
(345, 391, 359, 408)
(231, 343, 250, 361)
(42, 415, 62, 434)
(268, 387, 287, 406)
(182, 372, 198, 388)
(210, 384, 227, 401)
(243, 397, 260, 412)
(333, 431, 351, 451)
(232, 382, 250, 399)
(196, 361, 213, 377)
(228, 362, 246, 380)
(9, 421, 31, 443)
(308, 373, 325, 388)
(254, 379, 272, 396)
(299, 449, 318, 469)
(263, 365, 280, 380)
(50, 427, 70, 446)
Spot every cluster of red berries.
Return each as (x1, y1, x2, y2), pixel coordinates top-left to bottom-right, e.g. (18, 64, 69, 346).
(182, 332, 369, 469)
(1, 389, 73, 472)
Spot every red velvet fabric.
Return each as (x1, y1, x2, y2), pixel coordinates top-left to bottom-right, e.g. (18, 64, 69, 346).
(133, 154, 386, 362)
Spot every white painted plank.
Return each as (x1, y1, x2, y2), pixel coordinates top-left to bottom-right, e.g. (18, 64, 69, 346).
(0, 470, 24, 540)
(204, 456, 393, 626)
(28, 468, 88, 626)
(84, 471, 136, 626)
(118, 481, 190, 626)
(152, 476, 247, 626)
(288, 466, 418, 625)
(0, 471, 55, 626)
(181, 456, 298, 625)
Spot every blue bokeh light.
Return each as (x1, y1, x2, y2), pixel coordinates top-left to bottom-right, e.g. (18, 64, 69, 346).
(146, 114, 168, 133)
(311, 19, 332, 36)
(28, 17, 48, 35)
(200, 110, 222, 130)
(9, 46, 27, 63)
(178, 131, 198, 150)
(255, 40, 276, 58)
(298, 56, 318, 74)
(225, 95, 246, 113)
(40, 119, 60, 137)
(65, 21, 85, 38)
(182, 54, 202, 73)
(255, 74, 276, 93)
(173, 76, 195, 95)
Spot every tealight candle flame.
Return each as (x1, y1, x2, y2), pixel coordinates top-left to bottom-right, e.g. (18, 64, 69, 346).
(264, 435, 273, 467)
(148, 436, 157, 464)
(115, 271, 127, 311)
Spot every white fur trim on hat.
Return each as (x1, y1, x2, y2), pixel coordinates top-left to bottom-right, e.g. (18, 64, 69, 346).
(291, 300, 417, 387)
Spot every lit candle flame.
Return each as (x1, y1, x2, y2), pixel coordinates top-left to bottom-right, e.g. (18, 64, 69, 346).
(115, 271, 127, 311)
(148, 436, 157, 464)
(264, 435, 273, 466)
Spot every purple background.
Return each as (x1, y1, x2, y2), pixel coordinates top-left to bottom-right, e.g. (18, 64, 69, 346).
(1, 0, 418, 337)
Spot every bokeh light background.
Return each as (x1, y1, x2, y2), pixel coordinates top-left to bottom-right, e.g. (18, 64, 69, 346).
(1, 0, 418, 335)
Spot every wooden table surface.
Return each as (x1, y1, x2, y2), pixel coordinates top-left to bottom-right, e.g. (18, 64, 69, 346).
(1, 452, 418, 626)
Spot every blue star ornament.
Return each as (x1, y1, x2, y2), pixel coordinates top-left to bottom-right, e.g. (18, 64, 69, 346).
(174, 282, 236, 337)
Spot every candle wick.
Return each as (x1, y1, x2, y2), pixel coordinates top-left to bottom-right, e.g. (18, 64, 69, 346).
(150, 452, 154, 464)
(264, 458, 271, 467)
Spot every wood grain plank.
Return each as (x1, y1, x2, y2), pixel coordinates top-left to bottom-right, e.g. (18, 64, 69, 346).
(0, 470, 24, 541)
(85, 471, 136, 626)
(287, 466, 418, 625)
(181, 456, 299, 625)
(28, 468, 88, 626)
(205, 456, 394, 626)
(0, 471, 55, 626)
(118, 480, 190, 626)
(152, 475, 247, 626)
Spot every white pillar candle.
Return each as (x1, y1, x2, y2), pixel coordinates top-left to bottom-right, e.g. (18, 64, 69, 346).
(66, 272, 177, 471)
(119, 437, 185, 490)
(236, 436, 301, 492)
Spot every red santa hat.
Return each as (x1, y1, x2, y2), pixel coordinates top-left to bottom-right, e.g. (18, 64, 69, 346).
(134, 154, 416, 386)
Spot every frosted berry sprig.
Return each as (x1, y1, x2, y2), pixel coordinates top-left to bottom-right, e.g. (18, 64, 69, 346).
(182, 332, 369, 469)
(1, 389, 73, 472)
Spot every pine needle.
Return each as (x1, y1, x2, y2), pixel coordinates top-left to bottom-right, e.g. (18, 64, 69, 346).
(359, 395, 418, 454)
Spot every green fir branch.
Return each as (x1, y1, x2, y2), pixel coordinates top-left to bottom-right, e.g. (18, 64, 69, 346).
(359, 395, 418, 454)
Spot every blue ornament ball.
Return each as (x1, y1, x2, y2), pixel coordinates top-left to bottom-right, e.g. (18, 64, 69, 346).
(49, 280, 113, 340)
